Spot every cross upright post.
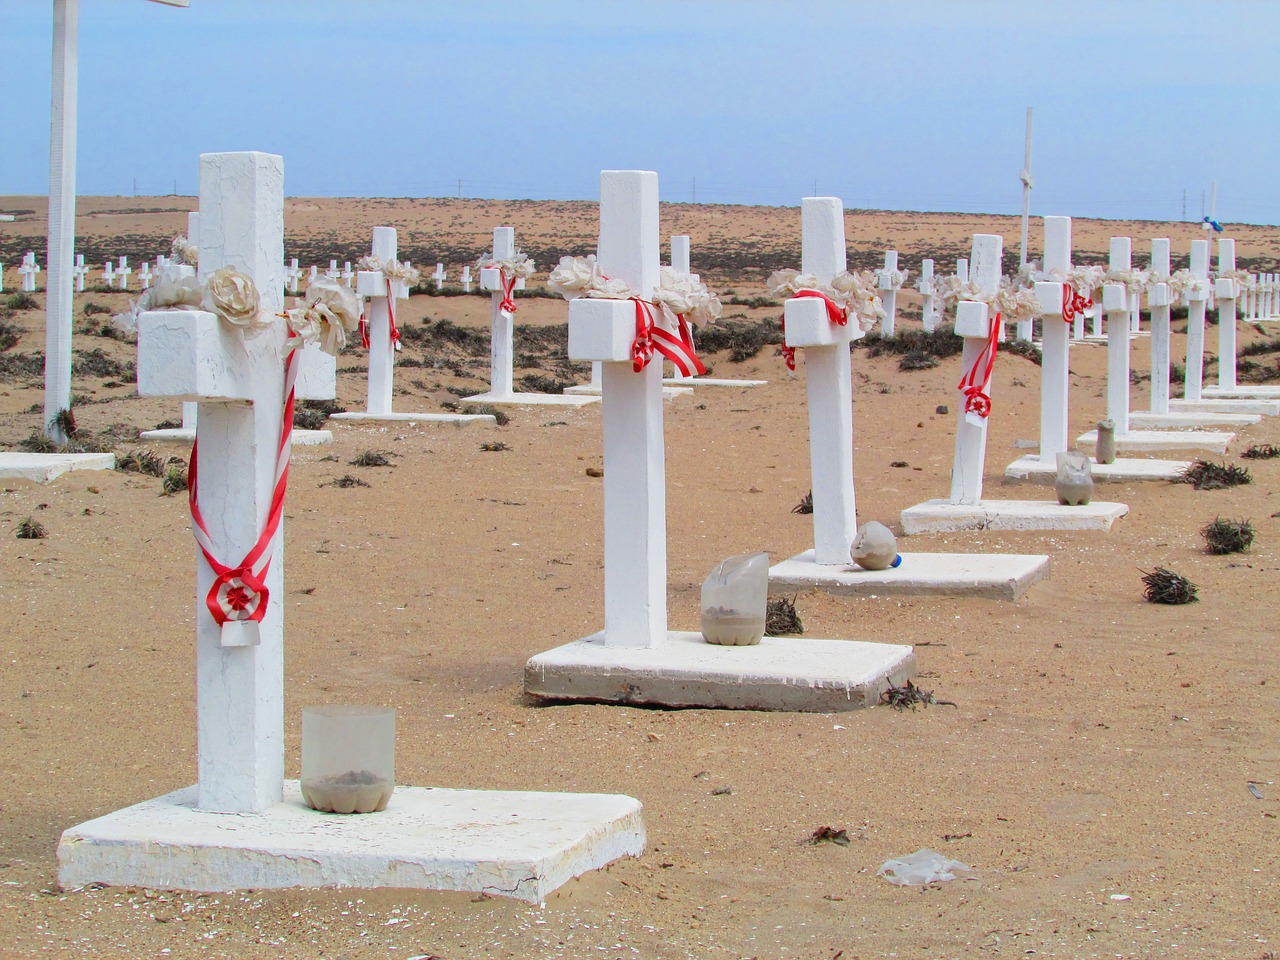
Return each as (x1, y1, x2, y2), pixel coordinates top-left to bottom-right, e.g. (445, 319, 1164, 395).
(136, 151, 287, 814)
(1103, 238, 1133, 434)
(432, 263, 445, 290)
(101, 260, 116, 288)
(949, 234, 1002, 505)
(356, 227, 407, 417)
(1184, 239, 1209, 402)
(478, 227, 524, 397)
(285, 258, 301, 294)
(877, 250, 900, 336)
(1032, 217, 1073, 462)
(73, 254, 87, 292)
(919, 259, 937, 332)
(116, 256, 131, 290)
(1148, 239, 1172, 415)
(1215, 238, 1238, 390)
(566, 171, 665, 648)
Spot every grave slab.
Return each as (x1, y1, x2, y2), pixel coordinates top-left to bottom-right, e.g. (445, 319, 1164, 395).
(58, 781, 644, 905)
(462, 389, 599, 408)
(330, 411, 495, 427)
(1128, 410, 1260, 429)
(1168, 397, 1280, 417)
(1005, 453, 1189, 483)
(525, 630, 915, 712)
(1074, 428, 1233, 454)
(1200, 384, 1280, 399)
(0, 452, 115, 482)
(660, 376, 768, 388)
(768, 549, 1049, 601)
(139, 427, 334, 445)
(900, 498, 1127, 534)
(564, 381, 692, 400)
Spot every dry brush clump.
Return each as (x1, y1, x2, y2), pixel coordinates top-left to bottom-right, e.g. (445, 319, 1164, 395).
(1240, 443, 1280, 460)
(1200, 517, 1255, 554)
(1141, 567, 1198, 604)
(765, 596, 803, 635)
(1175, 459, 1252, 490)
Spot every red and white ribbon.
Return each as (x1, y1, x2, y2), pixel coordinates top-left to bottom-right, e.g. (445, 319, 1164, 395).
(629, 298, 706, 377)
(188, 343, 298, 639)
(498, 268, 518, 321)
(778, 289, 848, 371)
(359, 277, 402, 352)
(1061, 283, 1092, 323)
(957, 311, 1001, 422)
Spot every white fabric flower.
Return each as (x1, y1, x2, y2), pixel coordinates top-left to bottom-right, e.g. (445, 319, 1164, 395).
(766, 269, 821, 299)
(587, 276, 635, 300)
(476, 250, 537, 280)
(171, 235, 198, 267)
(203, 267, 265, 329)
(286, 278, 361, 356)
(547, 255, 601, 299)
(651, 266, 722, 327)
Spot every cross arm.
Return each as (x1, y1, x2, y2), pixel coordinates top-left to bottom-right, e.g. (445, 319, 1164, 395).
(137, 310, 255, 403)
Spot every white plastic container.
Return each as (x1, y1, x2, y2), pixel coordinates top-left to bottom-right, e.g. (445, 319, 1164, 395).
(301, 705, 395, 814)
(701, 552, 769, 646)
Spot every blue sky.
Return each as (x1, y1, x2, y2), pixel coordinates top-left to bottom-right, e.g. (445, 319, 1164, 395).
(3, 0, 1277, 223)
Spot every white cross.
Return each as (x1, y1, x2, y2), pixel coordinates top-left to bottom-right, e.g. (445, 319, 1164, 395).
(135, 150, 288, 814)
(667, 235, 694, 380)
(285, 258, 301, 294)
(1147, 239, 1173, 415)
(1183, 239, 1210, 401)
(566, 170, 667, 648)
(1215, 238, 1239, 391)
(783, 197, 860, 563)
(918, 259, 937, 332)
(356, 227, 411, 416)
(949, 234, 1002, 505)
(478, 227, 526, 397)
(1031, 216, 1074, 461)
(325, 259, 340, 281)
(101, 260, 116, 287)
(138, 260, 153, 289)
(116, 256, 132, 290)
(72, 254, 87, 291)
(956, 257, 969, 284)
(0, 262, 4, 293)
(308, 265, 318, 284)
(340, 261, 354, 287)
(876, 250, 901, 336)
(460, 265, 473, 293)
(19, 252, 41, 292)
(432, 262, 446, 290)
(1102, 237, 1133, 434)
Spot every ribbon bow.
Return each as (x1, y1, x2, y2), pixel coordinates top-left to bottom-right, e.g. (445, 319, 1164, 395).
(629, 298, 707, 377)
(1061, 284, 1092, 323)
(777, 289, 847, 371)
(498, 268, 518, 319)
(957, 312, 1001, 422)
(188, 344, 298, 643)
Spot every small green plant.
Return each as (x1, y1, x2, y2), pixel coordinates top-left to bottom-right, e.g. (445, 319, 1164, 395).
(898, 349, 938, 371)
(16, 431, 58, 453)
(6, 292, 38, 311)
(1176, 460, 1252, 490)
(1141, 567, 1198, 604)
(1241, 443, 1280, 460)
(116, 448, 168, 478)
(1201, 517, 1255, 554)
(293, 407, 328, 431)
(82, 301, 110, 317)
(0, 319, 19, 352)
(16, 517, 47, 540)
(161, 464, 189, 496)
(765, 596, 803, 635)
(52, 408, 78, 438)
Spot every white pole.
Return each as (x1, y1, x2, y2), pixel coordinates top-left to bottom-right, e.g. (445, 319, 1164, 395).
(1038, 217, 1071, 461)
(43, 0, 79, 443)
(1019, 106, 1033, 270)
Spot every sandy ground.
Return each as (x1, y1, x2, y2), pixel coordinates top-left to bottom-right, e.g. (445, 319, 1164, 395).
(0, 198, 1278, 959)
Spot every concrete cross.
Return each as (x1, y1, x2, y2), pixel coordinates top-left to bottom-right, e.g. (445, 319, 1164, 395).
(460, 265, 473, 292)
(285, 258, 301, 294)
(1147, 239, 1173, 415)
(1215, 238, 1239, 391)
(477, 227, 526, 398)
(667, 235, 694, 380)
(116, 256, 132, 290)
(1031, 217, 1073, 463)
(72, 256, 88, 292)
(783, 197, 860, 563)
(876, 250, 902, 336)
(1183, 239, 1210, 402)
(918, 259, 938, 332)
(308, 265, 318, 285)
(135, 151, 288, 814)
(325, 259, 340, 281)
(20, 252, 41, 292)
(138, 260, 153, 289)
(356, 227, 411, 416)
(1102, 237, 1134, 434)
(101, 260, 116, 288)
(948, 233, 1002, 505)
(339, 261, 354, 287)
(432, 262, 446, 291)
(566, 170, 667, 648)
(0, 262, 4, 293)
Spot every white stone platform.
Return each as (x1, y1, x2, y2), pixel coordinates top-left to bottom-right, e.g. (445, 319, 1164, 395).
(660, 376, 768, 388)
(900, 498, 1128, 534)
(1006, 453, 1190, 483)
(1075, 428, 1233, 454)
(768, 549, 1049, 601)
(1169, 397, 1280, 416)
(564, 383, 692, 400)
(0, 452, 116, 482)
(139, 427, 334, 446)
(458, 390, 599, 407)
(524, 630, 915, 712)
(57, 781, 644, 904)
(1128, 410, 1260, 429)
(330, 412, 496, 426)
(1201, 384, 1280, 398)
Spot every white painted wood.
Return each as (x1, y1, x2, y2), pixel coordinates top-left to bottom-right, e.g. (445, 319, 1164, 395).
(481, 226, 519, 396)
(949, 234, 1001, 505)
(1216, 238, 1237, 390)
(1036, 216, 1072, 461)
(460, 265, 473, 292)
(356, 227, 402, 416)
(101, 260, 116, 287)
(1184, 239, 1209, 401)
(138, 261, 152, 288)
(919, 259, 937, 332)
(567, 171, 665, 649)
(877, 250, 899, 336)
(43, 0, 77, 442)
(135, 151, 287, 815)
(116, 255, 131, 290)
(1104, 237, 1132, 434)
(432, 262, 445, 290)
(285, 257, 301, 294)
(73, 253, 87, 291)
(956, 258, 969, 284)
(19, 253, 41, 292)
(325, 259, 339, 281)
(670, 235, 691, 274)
(1148, 238, 1172, 414)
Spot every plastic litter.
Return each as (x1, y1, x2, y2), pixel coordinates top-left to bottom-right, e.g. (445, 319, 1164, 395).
(877, 848, 977, 885)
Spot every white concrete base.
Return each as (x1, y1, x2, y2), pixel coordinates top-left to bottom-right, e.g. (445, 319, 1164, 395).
(524, 630, 915, 712)
(1075, 428, 1233, 454)
(0, 452, 116, 482)
(564, 383, 692, 400)
(1005, 453, 1190, 483)
(139, 428, 334, 446)
(768, 549, 1049, 601)
(900, 498, 1128, 534)
(57, 780, 644, 905)
(1169, 397, 1280, 416)
(459, 390, 599, 407)
(1128, 410, 1260, 429)
(1201, 384, 1280, 398)
(660, 377, 768, 388)
(330, 412, 495, 426)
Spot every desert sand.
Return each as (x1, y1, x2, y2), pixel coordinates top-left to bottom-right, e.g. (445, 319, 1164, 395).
(0, 196, 1277, 959)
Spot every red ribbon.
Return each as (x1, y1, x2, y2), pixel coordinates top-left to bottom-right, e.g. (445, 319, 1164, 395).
(188, 344, 298, 631)
(498, 268, 518, 318)
(360, 273, 402, 351)
(779, 289, 848, 371)
(629, 298, 706, 377)
(957, 311, 1001, 419)
(1062, 284, 1092, 323)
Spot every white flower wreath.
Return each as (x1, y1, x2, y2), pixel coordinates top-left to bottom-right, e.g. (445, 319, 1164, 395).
(766, 268, 884, 333)
(474, 249, 537, 280)
(356, 255, 421, 288)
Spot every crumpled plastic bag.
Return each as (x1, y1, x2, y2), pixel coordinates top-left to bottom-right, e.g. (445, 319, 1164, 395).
(877, 848, 977, 885)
